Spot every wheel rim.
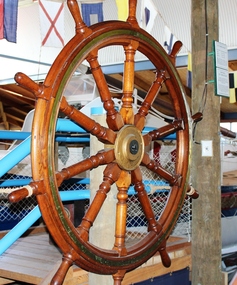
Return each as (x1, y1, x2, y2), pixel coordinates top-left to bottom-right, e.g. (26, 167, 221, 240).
(18, 0, 191, 280)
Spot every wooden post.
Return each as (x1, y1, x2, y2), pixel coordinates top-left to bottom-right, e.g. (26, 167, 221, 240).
(191, 0, 223, 284)
(89, 110, 116, 284)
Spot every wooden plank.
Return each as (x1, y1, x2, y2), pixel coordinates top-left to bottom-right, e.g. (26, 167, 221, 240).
(0, 263, 43, 284)
(0, 233, 63, 284)
(0, 101, 9, 130)
(39, 261, 74, 285)
(6, 239, 61, 255)
(39, 260, 63, 285)
(10, 234, 51, 246)
(222, 271, 228, 285)
(5, 240, 62, 259)
(72, 267, 88, 285)
(20, 234, 51, 243)
(0, 277, 14, 284)
(4, 248, 61, 263)
(6, 237, 60, 252)
(222, 170, 237, 186)
(0, 255, 50, 276)
(0, 225, 47, 239)
(4, 246, 62, 262)
(0, 256, 74, 285)
(1, 253, 61, 271)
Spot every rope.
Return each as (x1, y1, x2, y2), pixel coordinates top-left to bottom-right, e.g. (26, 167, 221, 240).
(0, 185, 33, 198)
(0, 187, 21, 194)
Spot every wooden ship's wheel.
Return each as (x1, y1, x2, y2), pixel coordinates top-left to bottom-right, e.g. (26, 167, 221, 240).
(9, 0, 197, 284)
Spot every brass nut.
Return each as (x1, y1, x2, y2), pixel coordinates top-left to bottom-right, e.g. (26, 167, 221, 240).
(114, 125, 144, 171)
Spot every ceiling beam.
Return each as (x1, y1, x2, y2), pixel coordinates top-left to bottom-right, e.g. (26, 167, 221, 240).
(0, 93, 35, 109)
(4, 108, 27, 121)
(0, 87, 35, 105)
(1, 84, 36, 101)
(6, 112, 25, 123)
(0, 101, 9, 130)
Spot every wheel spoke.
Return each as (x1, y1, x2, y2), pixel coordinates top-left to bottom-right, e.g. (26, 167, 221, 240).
(131, 167, 162, 233)
(134, 70, 167, 131)
(120, 41, 139, 124)
(163, 75, 186, 117)
(67, 0, 92, 36)
(56, 149, 115, 186)
(142, 153, 182, 186)
(87, 50, 124, 131)
(113, 170, 131, 255)
(143, 119, 184, 146)
(77, 163, 121, 241)
(60, 96, 116, 144)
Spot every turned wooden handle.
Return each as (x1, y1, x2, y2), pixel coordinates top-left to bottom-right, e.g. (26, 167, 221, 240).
(186, 185, 199, 199)
(51, 255, 73, 285)
(192, 112, 203, 123)
(8, 187, 31, 203)
(129, 0, 137, 18)
(14, 72, 41, 95)
(67, 0, 84, 27)
(8, 183, 39, 203)
(159, 246, 171, 268)
(169, 41, 183, 58)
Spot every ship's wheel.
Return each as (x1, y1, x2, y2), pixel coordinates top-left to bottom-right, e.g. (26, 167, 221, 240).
(11, 0, 193, 284)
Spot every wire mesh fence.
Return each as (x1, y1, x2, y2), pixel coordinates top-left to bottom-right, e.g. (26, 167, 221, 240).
(0, 154, 36, 230)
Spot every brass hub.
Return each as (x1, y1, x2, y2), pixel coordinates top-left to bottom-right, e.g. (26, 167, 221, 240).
(114, 125, 144, 171)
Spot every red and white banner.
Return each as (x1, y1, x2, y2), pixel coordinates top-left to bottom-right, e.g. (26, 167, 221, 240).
(39, 0, 64, 48)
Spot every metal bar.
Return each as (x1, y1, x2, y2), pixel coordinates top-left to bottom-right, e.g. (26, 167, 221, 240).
(0, 190, 90, 255)
(0, 136, 31, 178)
